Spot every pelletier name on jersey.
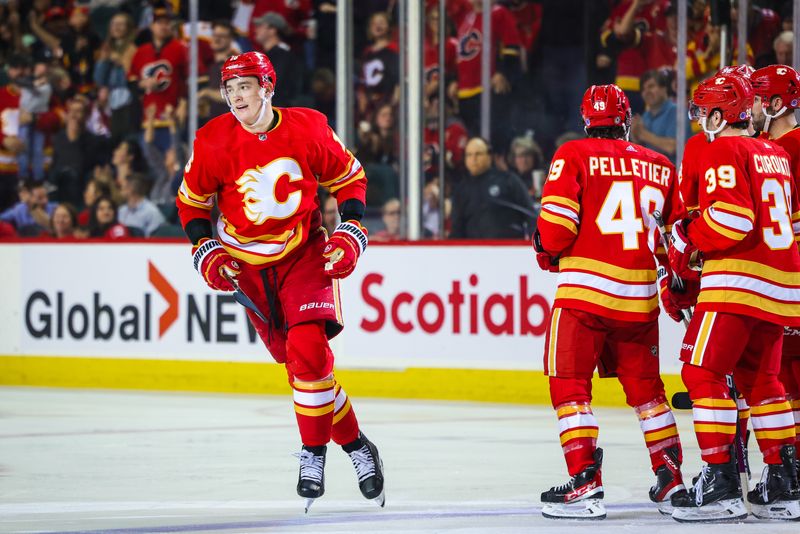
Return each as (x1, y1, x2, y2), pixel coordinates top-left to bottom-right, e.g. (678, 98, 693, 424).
(588, 155, 672, 186)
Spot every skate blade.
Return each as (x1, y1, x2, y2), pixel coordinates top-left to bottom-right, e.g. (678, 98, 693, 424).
(672, 497, 748, 523)
(656, 502, 675, 515)
(750, 500, 800, 521)
(303, 497, 316, 514)
(656, 485, 686, 515)
(371, 489, 386, 508)
(541, 499, 606, 520)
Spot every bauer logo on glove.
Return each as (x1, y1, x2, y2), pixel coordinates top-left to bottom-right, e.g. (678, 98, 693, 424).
(323, 221, 368, 279)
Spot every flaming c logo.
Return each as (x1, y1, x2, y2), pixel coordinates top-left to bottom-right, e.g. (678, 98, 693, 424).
(148, 261, 178, 338)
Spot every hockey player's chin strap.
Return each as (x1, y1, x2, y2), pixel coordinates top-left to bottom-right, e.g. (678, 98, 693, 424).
(762, 104, 787, 135)
(230, 86, 272, 129)
(700, 116, 727, 141)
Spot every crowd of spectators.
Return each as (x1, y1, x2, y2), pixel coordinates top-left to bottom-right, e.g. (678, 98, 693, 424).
(0, 0, 795, 242)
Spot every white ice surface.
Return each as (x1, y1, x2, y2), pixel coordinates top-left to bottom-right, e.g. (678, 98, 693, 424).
(0, 387, 795, 533)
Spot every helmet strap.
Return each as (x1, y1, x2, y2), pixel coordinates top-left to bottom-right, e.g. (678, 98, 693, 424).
(763, 104, 787, 134)
(226, 85, 274, 131)
(700, 116, 727, 141)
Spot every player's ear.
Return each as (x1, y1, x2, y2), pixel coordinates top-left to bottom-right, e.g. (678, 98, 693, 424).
(771, 96, 783, 113)
(711, 109, 723, 127)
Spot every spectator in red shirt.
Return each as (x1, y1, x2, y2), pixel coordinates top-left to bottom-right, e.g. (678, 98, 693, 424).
(128, 7, 189, 152)
(50, 202, 77, 239)
(423, 3, 457, 101)
(88, 196, 129, 239)
(77, 178, 113, 226)
(372, 197, 403, 242)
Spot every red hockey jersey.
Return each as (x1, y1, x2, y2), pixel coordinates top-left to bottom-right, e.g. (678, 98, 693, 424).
(455, 5, 522, 98)
(538, 138, 680, 322)
(129, 39, 190, 127)
(687, 136, 800, 325)
(678, 131, 708, 213)
(177, 107, 367, 267)
(769, 126, 800, 187)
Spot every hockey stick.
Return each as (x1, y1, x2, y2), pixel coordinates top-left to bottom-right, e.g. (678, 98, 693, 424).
(654, 210, 751, 499)
(223, 271, 268, 323)
(727, 375, 751, 505)
(652, 210, 692, 326)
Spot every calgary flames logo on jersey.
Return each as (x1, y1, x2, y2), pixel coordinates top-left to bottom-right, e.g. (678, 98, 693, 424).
(235, 158, 304, 225)
(458, 30, 482, 62)
(362, 58, 386, 87)
(142, 60, 173, 92)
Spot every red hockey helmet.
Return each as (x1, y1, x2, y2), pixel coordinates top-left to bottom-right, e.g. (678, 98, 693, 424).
(689, 74, 753, 125)
(580, 84, 631, 131)
(220, 51, 277, 93)
(717, 64, 755, 79)
(750, 64, 800, 109)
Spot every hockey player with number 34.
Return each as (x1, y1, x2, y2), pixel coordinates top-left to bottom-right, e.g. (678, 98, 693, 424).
(176, 51, 384, 512)
(668, 72, 800, 522)
(533, 84, 687, 520)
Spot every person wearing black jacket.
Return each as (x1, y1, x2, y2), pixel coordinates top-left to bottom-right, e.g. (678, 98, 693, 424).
(450, 137, 533, 239)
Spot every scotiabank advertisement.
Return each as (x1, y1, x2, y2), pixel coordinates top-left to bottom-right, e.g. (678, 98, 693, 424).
(0, 243, 686, 373)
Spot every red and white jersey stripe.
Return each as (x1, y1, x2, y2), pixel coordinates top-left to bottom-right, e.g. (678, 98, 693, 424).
(537, 138, 680, 322)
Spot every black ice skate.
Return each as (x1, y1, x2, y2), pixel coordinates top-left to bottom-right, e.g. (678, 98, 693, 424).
(649, 446, 687, 515)
(296, 445, 326, 513)
(343, 432, 385, 507)
(541, 448, 606, 520)
(671, 455, 747, 523)
(747, 444, 800, 521)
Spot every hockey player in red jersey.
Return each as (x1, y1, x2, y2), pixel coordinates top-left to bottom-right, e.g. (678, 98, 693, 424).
(533, 84, 687, 519)
(751, 63, 800, 483)
(669, 73, 800, 522)
(676, 64, 756, 454)
(679, 65, 755, 214)
(176, 52, 384, 511)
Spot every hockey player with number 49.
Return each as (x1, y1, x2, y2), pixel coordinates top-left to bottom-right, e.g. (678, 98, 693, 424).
(533, 84, 687, 520)
(176, 51, 384, 512)
(668, 73, 800, 522)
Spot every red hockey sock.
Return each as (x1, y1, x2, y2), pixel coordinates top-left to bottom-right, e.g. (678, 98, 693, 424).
(330, 382, 360, 445)
(682, 364, 736, 464)
(556, 402, 599, 476)
(750, 398, 795, 464)
(292, 376, 335, 446)
(634, 398, 681, 472)
(286, 322, 336, 446)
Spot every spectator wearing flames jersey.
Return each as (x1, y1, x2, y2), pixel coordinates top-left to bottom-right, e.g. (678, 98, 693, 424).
(176, 52, 385, 510)
(534, 84, 687, 520)
(751, 64, 800, 478)
(453, 0, 523, 151)
(668, 73, 800, 522)
(357, 12, 399, 126)
(128, 7, 192, 152)
(597, 0, 670, 113)
(423, 3, 458, 101)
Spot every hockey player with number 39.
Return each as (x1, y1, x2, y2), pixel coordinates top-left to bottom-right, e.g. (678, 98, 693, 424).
(669, 73, 800, 522)
(533, 84, 687, 520)
(176, 51, 384, 512)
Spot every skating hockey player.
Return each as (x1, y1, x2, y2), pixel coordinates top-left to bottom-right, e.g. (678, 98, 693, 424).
(176, 51, 384, 512)
(534, 84, 687, 520)
(669, 72, 800, 522)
